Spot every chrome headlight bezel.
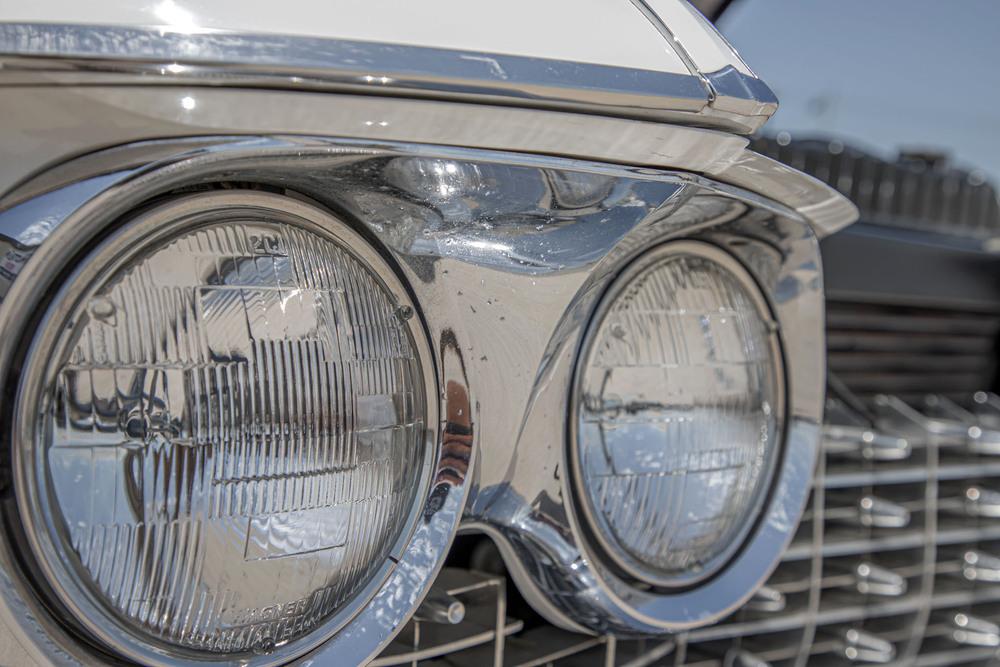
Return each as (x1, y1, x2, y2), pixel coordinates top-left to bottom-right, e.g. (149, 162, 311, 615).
(519, 208, 824, 634)
(568, 239, 787, 591)
(2, 190, 458, 667)
(0, 133, 829, 650)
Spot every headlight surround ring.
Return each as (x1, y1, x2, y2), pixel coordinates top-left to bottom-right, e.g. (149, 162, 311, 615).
(569, 240, 786, 591)
(535, 221, 823, 635)
(9, 191, 445, 667)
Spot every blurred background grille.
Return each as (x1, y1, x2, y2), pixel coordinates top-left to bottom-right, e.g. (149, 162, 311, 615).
(825, 301, 1000, 403)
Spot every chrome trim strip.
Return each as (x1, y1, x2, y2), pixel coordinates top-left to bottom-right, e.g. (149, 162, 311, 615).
(0, 23, 710, 119)
(627, 0, 707, 83)
(705, 65, 779, 117)
(0, 22, 775, 134)
(0, 86, 857, 236)
(625, 1, 777, 129)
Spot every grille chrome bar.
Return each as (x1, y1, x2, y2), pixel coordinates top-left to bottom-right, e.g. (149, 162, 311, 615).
(373, 391, 1000, 666)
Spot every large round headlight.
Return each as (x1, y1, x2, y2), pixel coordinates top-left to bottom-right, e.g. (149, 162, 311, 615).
(572, 241, 784, 588)
(14, 193, 432, 663)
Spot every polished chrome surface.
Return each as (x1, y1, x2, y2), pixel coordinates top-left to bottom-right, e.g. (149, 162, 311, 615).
(627, 0, 776, 131)
(14, 193, 435, 664)
(857, 496, 912, 529)
(747, 586, 786, 613)
(962, 550, 1000, 583)
(0, 142, 479, 665)
(467, 202, 822, 634)
(839, 628, 896, 663)
(0, 22, 780, 131)
(855, 562, 908, 597)
(372, 568, 515, 667)
(518, 388, 1000, 664)
(646, 388, 1000, 665)
(704, 66, 779, 118)
(952, 613, 1000, 648)
(414, 591, 466, 626)
(0, 136, 825, 660)
(0, 85, 857, 237)
(381, 379, 1000, 666)
(571, 241, 784, 588)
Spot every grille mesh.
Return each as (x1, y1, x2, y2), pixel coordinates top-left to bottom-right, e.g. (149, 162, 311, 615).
(662, 302, 1000, 666)
(616, 388, 1000, 666)
(375, 304, 1000, 665)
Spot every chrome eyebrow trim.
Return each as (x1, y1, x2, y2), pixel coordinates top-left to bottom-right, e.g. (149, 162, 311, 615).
(0, 22, 774, 134)
(0, 85, 857, 236)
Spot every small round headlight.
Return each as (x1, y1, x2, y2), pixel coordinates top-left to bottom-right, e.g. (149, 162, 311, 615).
(15, 193, 431, 663)
(572, 241, 784, 588)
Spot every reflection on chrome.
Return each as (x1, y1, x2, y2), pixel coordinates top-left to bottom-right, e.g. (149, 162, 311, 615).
(0, 135, 828, 663)
(152, 0, 199, 34)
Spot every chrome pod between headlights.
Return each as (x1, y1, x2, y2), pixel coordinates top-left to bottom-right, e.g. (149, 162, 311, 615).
(0, 135, 826, 662)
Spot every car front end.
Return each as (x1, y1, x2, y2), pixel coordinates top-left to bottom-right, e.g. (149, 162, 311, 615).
(0, 3, 857, 665)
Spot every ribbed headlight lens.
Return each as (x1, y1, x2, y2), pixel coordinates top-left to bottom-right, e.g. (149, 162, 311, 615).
(18, 194, 430, 660)
(573, 241, 783, 588)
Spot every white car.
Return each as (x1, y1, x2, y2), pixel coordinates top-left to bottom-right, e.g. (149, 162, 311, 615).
(0, 2, 856, 665)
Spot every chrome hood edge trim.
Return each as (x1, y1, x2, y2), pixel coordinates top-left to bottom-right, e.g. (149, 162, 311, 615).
(0, 86, 856, 236)
(0, 22, 780, 135)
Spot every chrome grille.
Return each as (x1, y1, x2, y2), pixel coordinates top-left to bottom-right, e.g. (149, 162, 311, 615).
(612, 391, 1000, 666)
(375, 395, 1000, 666)
(374, 301, 1000, 666)
(827, 301, 1000, 402)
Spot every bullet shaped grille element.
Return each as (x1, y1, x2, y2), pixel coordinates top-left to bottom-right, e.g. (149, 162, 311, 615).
(953, 613, 1000, 647)
(838, 628, 895, 663)
(572, 242, 784, 588)
(855, 563, 907, 597)
(857, 496, 910, 528)
(18, 198, 430, 661)
(747, 585, 786, 612)
(964, 486, 1000, 517)
(962, 550, 1000, 582)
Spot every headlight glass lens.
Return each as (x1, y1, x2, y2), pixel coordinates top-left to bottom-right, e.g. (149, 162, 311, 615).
(24, 203, 428, 657)
(574, 242, 783, 588)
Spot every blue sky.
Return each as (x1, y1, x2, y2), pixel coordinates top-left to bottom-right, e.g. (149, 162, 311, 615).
(719, 0, 1000, 183)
